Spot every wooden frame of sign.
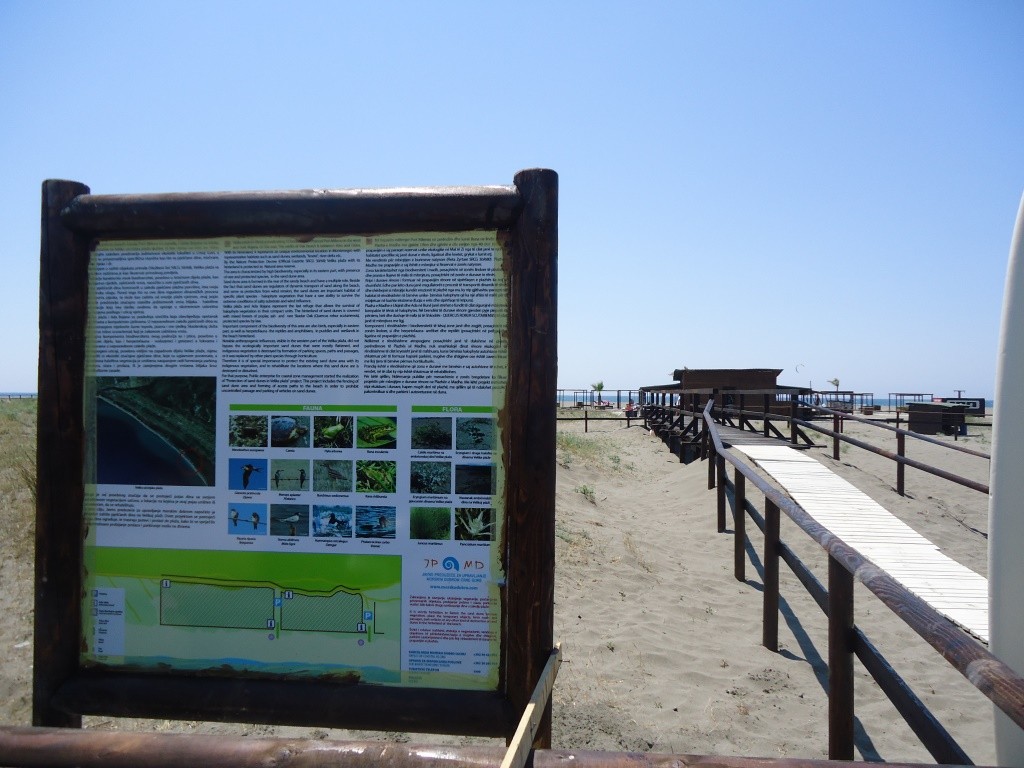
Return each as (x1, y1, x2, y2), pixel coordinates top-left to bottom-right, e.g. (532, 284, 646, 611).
(34, 170, 557, 743)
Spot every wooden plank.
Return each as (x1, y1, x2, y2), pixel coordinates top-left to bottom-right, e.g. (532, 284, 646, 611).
(500, 645, 562, 768)
(731, 441, 990, 642)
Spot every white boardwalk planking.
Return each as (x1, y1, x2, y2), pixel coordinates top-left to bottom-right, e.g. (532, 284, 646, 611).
(729, 442, 988, 643)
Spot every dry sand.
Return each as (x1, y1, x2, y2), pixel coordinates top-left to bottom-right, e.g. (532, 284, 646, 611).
(0, 410, 997, 763)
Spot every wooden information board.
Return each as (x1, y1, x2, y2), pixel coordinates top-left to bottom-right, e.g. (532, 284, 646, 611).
(35, 170, 557, 742)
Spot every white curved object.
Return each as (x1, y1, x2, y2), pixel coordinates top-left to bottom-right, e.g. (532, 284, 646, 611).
(991, 191, 1024, 766)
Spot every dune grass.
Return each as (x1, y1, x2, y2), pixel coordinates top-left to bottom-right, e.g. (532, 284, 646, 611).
(556, 429, 635, 474)
(0, 399, 37, 567)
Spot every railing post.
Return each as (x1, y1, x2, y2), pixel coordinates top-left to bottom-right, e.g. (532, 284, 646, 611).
(763, 393, 770, 437)
(828, 555, 855, 760)
(762, 499, 780, 651)
(734, 470, 746, 582)
(833, 411, 840, 460)
(584, 408, 588, 434)
(897, 431, 906, 496)
(716, 453, 726, 532)
(790, 397, 798, 445)
(707, 437, 716, 490)
(701, 410, 709, 463)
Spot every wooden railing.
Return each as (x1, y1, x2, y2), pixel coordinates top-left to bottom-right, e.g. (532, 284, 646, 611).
(0, 726, 991, 768)
(638, 388, 989, 499)
(786, 403, 988, 496)
(691, 398, 1022, 763)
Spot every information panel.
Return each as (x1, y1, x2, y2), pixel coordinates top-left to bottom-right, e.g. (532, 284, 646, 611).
(81, 231, 507, 690)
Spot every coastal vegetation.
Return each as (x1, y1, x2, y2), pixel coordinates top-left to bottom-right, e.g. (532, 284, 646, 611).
(0, 398, 36, 569)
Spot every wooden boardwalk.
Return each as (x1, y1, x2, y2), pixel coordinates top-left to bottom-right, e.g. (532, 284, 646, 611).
(721, 432, 989, 643)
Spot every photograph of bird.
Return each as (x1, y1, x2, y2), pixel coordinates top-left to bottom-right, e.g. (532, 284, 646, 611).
(241, 463, 261, 489)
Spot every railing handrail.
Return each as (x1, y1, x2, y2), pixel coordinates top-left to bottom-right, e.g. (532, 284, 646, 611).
(699, 399, 1024, 735)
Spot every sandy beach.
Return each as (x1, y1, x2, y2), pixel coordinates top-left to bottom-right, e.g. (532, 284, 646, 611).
(0, 406, 998, 763)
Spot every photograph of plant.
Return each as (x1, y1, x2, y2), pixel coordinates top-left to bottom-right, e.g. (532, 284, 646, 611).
(410, 506, 451, 540)
(410, 461, 451, 495)
(410, 417, 452, 450)
(313, 459, 353, 492)
(456, 417, 495, 452)
(455, 463, 496, 495)
(357, 416, 397, 449)
(455, 507, 495, 541)
(314, 415, 353, 448)
(228, 415, 267, 447)
(356, 460, 397, 493)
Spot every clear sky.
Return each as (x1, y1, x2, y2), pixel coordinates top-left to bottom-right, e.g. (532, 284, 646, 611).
(2, 1, 1022, 397)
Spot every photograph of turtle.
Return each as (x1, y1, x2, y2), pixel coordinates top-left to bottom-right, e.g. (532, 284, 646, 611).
(455, 417, 495, 452)
(355, 460, 397, 493)
(313, 415, 353, 448)
(227, 502, 267, 535)
(355, 506, 396, 538)
(356, 416, 397, 449)
(228, 415, 267, 447)
(409, 506, 452, 540)
(409, 461, 452, 495)
(93, 376, 216, 486)
(455, 507, 494, 541)
(410, 417, 452, 450)
(269, 459, 309, 491)
(269, 415, 310, 447)
(270, 504, 309, 536)
(454, 463, 496, 495)
(312, 459, 353, 492)
(312, 504, 353, 537)
(228, 458, 268, 491)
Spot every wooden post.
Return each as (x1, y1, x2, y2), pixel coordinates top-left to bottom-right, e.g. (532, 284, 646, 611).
(762, 499, 780, 652)
(707, 438, 716, 490)
(716, 454, 726, 532)
(790, 398, 798, 444)
(763, 394, 770, 437)
(35, 180, 91, 728)
(828, 556, 855, 760)
(832, 412, 840, 461)
(584, 409, 588, 433)
(504, 168, 558, 747)
(734, 471, 746, 582)
(897, 431, 906, 497)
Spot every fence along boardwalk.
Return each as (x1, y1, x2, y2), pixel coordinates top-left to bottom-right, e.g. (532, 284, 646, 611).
(722, 433, 989, 643)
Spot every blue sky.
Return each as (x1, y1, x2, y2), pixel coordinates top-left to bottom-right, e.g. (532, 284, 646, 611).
(2, 1, 1022, 397)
